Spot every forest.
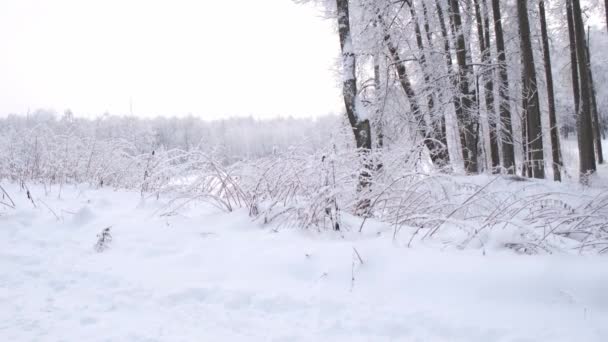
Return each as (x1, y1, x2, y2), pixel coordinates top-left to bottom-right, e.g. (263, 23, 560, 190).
(2, 0, 608, 242)
(1, 0, 608, 341)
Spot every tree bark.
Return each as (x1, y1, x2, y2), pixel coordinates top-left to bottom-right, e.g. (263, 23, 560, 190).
(570, 0, 597, 183)
(539, 0, 563, 181)
(490, 0, 515, 173)
(517, 0, 545, 179)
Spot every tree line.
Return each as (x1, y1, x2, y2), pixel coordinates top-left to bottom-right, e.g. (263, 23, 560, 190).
(317, 0, 607, 185)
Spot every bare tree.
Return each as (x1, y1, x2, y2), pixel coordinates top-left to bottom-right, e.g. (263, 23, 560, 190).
(448, 0, 479, 174)
(569, 0, 596, 183)
(473, 0, 499, 172)
(436, 0, 467, 167)
(539, 0, 562, 181)
(490, 0, 515, 173)
(585, 30, 604, 165)
(335, 0, 372, 198)
(517, 0, 545, 179)
(404, 0, 450, 168)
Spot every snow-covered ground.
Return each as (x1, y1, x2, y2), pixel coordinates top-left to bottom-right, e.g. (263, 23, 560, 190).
(1, 183, 608, 341)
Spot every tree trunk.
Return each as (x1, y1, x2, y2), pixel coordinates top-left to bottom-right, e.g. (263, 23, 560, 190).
(566, 1, 581, 118)
(448, 0, 479, 174)
(521, 106, 530, 177)
(539, 0, 563, 181)
(490, 0, 515, 173)
(335, 0, 372, 201)
(482, 0, 499, 173)
(585, 31, 604, 164)
(373, 51, 384, 172)
(421, 1, 434, 46)
(474, 0, 500, 172)
(374, 53, 384, 150)
(570, 0, 597, 183)
(605, 0, 608, 33)
(517, 0, 545, 179)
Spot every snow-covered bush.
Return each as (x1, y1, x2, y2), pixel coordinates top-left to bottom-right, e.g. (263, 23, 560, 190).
(1, 113, 606, 254)
(94, 227, 113, 253)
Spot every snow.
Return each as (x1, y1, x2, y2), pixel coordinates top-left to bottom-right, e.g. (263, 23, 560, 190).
(1, 183, 608, 341)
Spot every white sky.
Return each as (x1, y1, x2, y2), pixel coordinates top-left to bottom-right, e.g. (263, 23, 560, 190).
(0, 0, 343, 119)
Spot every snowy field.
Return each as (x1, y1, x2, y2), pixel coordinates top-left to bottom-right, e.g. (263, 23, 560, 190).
(1, 179, 608, 342)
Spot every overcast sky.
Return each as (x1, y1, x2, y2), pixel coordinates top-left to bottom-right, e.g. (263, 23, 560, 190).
(0, 0, 342, 119)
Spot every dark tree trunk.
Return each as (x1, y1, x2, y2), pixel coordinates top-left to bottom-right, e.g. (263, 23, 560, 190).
(539, 0, 563, 181)
(490, 0, 515, 173)
(570, 0, 597, 183)
(517, 0, 545, 179)
(421, 1, 434, 46)
(373, 51, 385, 173)
(521, 101, 530, 177)
(448, 0, 479, 174)
(474, 0, 500, 172)
(408, 1, 433, 113)
(585, 31, 604, 164)
(605, 0, 608, 32)
(374, 53, 384, 151)
(335, 0, 372, 197)
(566, 1, 581, 117)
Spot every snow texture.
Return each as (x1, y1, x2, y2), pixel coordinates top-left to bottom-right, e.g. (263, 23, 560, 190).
(1, 183, 607, 341)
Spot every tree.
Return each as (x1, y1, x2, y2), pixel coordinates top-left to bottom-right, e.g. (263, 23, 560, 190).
(448, 0, 479, 174)
(539, 0, 562, 181)
(420, 1, 450, 168)
(566, 0, 580, 117)
(569, 0, 597, 183)
(517, 0, 545, 179)
(605, 0, 608, 32)
(335, 0, 373, 215)
(585, 31, 604, 164)
(402, 0, 450, 168)
(491, 0, 515, 173)
(436, 0, 467, 168)
(473, 0, 500, 172)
